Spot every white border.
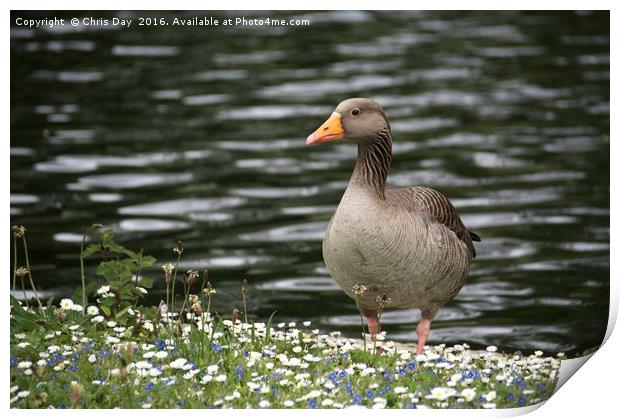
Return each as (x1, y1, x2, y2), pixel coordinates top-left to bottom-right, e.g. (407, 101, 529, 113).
(4, 2, 616, 417)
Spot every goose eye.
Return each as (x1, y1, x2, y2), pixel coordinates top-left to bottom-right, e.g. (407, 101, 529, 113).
(351, 108, 361, 116)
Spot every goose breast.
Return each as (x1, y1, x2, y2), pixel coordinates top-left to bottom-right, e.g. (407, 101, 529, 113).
(323, 187, 470, 311)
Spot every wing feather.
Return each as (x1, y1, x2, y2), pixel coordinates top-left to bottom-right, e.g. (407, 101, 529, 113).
(385, 186, 480, 258)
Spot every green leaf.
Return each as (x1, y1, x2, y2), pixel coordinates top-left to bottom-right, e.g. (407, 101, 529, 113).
(101, 229, 115, 245)
(139, 255, 157, 268)
(106, 243, 138, 260)
(138, 277, 154, 288)
(97, 260, 133, 282)
(85, 281, 100, 297)
(100, 305, 111, 317)
(115, 305, 131, 319)
(81, 243, 102, 258)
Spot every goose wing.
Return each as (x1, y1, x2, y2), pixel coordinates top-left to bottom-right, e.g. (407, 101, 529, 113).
(385, 185, 479, 258)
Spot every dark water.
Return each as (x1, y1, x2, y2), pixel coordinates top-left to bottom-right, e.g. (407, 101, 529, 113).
(10, 11, 609, 355)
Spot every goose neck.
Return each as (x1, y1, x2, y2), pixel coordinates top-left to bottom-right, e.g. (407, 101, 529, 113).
(351, 128, 393, 198)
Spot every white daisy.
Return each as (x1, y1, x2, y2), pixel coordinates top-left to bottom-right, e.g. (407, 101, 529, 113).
(426, 387, 457, 401)
(170, 358, 188, 369)
(461, 388, 476, 402)
(17, 361, 32, 369)
(60, 298, 74, 310)
(485, 391, 497, 401)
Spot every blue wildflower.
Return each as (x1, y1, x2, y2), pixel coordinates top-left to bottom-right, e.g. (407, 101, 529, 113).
(145, 382, 155, 391)
(154, 339, 165, 351)
(353, 395, 362, 405)
(338, 371, 346, 379)
(518, 396, 526, 406)
(67, 365, 78, 372)
(514, 377, 526, 389)
(72, 354, 79, 362)
(308, 400, 318, 409)
(211, 343, 222, 353)
(101, 349, 109, 358)
(10, 357, 16, 366)
(346, 381, 353, 394)
(366, 390, 374, 399)
(508, 393, 515, 401)
(236, 365, 244, 379)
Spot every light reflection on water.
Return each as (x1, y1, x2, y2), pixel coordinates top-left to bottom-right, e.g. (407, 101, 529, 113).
(10, 10, 609, 355)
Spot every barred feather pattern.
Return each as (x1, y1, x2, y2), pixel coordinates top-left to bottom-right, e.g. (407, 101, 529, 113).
(351, 127, 392, 197)
(386, 186, 477, 258)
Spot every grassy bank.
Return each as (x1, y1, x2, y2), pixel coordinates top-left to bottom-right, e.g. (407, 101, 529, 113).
(10, 225, 562, 409)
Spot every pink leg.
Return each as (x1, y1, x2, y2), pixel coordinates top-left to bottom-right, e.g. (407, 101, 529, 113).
(367, 313, 381, 341)
(415, 318, 431, 355)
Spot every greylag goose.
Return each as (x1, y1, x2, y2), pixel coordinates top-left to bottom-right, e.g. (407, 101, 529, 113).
(306, 98, 480, 355)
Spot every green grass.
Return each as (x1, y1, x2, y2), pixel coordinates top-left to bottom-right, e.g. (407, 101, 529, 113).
(10, 298, 561, 409)
(9, 225, 562, 409)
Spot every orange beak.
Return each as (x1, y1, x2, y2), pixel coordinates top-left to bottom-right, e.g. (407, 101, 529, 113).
(306, 112, 345, 145)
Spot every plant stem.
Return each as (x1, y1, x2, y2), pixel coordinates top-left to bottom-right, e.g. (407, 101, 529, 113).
(12, 235, 17, 294)
(166, 283, 170, 311)
(171, 253, 181, 317)
(374, 305, 385, 356)
(79, 229, 89, 315)
(354, 299, 367, 353)
(20, 277, 29, 309)
(22, 235, 42, 309)
(179, 281, 190, 320)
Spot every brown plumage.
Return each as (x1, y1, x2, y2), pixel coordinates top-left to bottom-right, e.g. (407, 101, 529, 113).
(306, 98, 479, 354)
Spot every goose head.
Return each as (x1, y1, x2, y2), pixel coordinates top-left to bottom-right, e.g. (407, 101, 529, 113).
(306, 98, 390, 145)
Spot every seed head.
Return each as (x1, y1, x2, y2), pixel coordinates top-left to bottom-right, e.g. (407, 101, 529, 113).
(124, 343, 135, 359)
(241, 278, 248, 295)
(70, 383, 82, 405)
(15, 266, 29, 278)
(351, 284, 367, 297)
(161, 263, 174, 284)
(54, 308, 65, 323)
(13, 225, 27, 238)
(172, 241, 183, 256)
(188, 294, 203, 315)
(376, 294, 392, 308)
(185, 270, 199, 286)
(203, 281, 216, 296)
